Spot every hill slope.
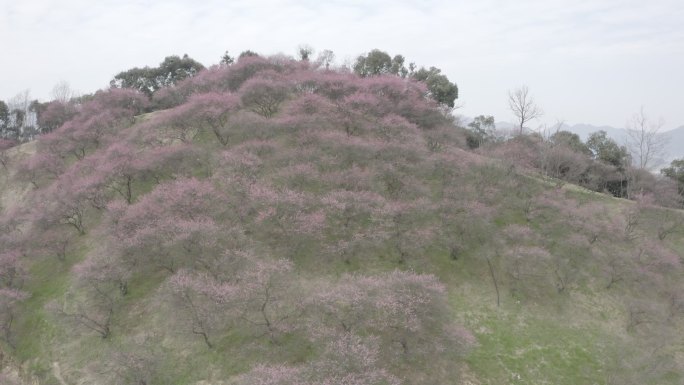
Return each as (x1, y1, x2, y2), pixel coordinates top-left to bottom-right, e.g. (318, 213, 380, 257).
(1, 56, 683, 385)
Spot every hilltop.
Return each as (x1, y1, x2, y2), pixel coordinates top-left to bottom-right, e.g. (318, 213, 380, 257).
(0, 54, 683, 385)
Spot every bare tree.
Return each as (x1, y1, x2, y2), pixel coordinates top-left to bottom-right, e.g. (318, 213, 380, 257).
(625, 107, 668, 170)
(7, 90, 35, 133)
(316, 49, 335, 69)
(50, 81, 77, 103)
(508, 85, 543, 134)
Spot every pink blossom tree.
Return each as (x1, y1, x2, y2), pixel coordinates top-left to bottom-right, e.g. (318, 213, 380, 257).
(31, 227, 74, 262)
(307, 333, 401, 385)
(36, 100, 78, 133)
(236, 334, 401, 385)
(239, 78, 290, 118)
(225, 56, 289, 92)
(236, 258, 299, 343)
(14, 151, 65, 188)
(49, 252, 129, 339)
(93, 141, 146, 204)
(114, 178, 220, 273)
(98, 343, 171, 385)
(311, 270, 471, 359)
(133, 143, 210, 184)
(167, 268, 239, 349)
(36, 88, 147, 161)
(182, 92, 240, 145)
(33, 160, 107, 235)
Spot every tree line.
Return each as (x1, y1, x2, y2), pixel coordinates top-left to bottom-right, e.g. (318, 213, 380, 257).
(466, 87, 684, 206)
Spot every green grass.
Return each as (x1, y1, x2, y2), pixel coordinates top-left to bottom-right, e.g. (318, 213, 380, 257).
(14, 246, 83, 362)
(463, 305, 610, 385)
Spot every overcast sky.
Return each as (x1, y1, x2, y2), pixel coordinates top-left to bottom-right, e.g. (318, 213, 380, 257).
(2, 0, 683, 129)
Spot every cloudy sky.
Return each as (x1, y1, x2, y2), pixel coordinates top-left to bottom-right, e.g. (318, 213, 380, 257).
(2, 0, 683, 129)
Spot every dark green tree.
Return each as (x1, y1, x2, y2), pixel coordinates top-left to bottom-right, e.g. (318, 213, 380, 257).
(550, 131, 592, 155)
(353, 49, 458, 108)
(662, 159, 684, 196)
(586, 131, 630, 169)
(0, 101, 8, 131)
(11, 109, 25, 130)
(154, 55, 204, 88)
(411, 67, 459, 108)
(466, 115, 495, 148)
(220, 51, 235, 65)
(353, 49, 392, 76)
(110, 54, 205, 97)
(297, 45, 314, 61)
(389, 54, 409, 77)
(238, 50, 259, 59)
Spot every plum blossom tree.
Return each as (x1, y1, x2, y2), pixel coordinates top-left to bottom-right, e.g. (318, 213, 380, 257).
(101, 345, 170, 385)
(30, 227, 74, 262)
(15, 151, 65, 188)
(32, 159, 109, 235)
(37, 88, 147, 160)
(236, 258, 299, 343)
(167, 268, 239, 349)
(95, 142, 140, 204)
(49, 252, 130, 339)
(114, 178, 220, 273)
(236, 334, 401, 385)
(36, 100, 78, 133)
(226, 56, 289, 91)
(131, 143, 209, 184)
(311, 270, 471, 360)
(160, 92, 240, 145)
(240, 78, 290, 118)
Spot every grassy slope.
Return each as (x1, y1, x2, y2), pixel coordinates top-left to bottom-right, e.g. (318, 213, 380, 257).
(1, 110, 682, 385)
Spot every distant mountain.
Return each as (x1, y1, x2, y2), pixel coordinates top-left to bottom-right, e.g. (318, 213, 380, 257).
(661, 125, 684, 163)
(563, 123, 628, 142)
(471, 117, 684, 166)
(564, 123, 684, 166)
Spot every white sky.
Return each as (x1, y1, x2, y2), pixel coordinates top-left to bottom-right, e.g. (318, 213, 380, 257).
(2, 0, 683, 129)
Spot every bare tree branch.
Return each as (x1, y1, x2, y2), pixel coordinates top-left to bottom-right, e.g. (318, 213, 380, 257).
(625, 106, 668, 170)
(508, 85, 543, 134)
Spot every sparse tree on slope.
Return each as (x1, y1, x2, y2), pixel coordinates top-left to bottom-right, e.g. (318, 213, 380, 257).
(626, 107, 667, 169)
(586, 130, 630, 170)
(508, 85, 542, 134)
(661, 158, 684, 197)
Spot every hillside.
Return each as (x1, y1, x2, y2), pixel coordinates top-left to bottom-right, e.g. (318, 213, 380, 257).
(0, 56, 683, 385)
